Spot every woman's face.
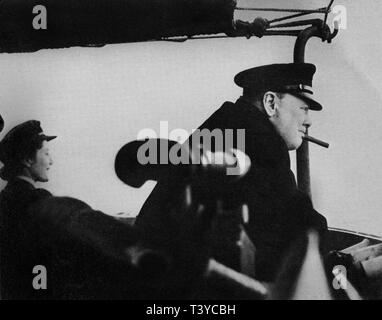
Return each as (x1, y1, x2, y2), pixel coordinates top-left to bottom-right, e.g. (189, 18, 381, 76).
(29, 140, 53, 182)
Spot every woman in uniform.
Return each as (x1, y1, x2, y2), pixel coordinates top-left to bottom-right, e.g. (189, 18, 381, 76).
(0, 120, 56, 299)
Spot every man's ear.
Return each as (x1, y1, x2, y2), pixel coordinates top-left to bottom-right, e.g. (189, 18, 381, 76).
(263, 91, 279, 117)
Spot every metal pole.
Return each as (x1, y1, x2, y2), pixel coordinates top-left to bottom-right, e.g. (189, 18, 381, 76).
(293, 25, 323, 198)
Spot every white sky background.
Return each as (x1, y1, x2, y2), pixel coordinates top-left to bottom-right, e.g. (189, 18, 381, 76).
(0, 0, 382, 235)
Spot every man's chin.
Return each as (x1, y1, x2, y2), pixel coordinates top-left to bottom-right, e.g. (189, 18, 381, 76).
(287, 140, 303, 151)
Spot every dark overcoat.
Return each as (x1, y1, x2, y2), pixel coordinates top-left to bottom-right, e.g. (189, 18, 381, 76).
(0, 179, 194, 299)
(135, 97, 328, 281)
(0, 178, 51, 299)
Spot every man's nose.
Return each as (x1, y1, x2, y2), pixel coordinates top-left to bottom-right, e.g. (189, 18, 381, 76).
(49, 157, 54, 166)
(304, 113, 312, 129)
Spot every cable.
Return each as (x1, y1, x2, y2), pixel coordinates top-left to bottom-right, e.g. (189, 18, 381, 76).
(324, 0, 336, 27)
(235, 7, 327, 14)
(269, 7, 327, 24)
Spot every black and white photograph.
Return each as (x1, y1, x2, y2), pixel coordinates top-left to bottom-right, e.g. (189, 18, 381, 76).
(1, 0, 382, 304)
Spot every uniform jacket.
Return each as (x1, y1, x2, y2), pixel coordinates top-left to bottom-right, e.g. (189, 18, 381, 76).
(136, 97, 328, 281)
(0, 179, 188, 299)
(0, 178, 51, 299)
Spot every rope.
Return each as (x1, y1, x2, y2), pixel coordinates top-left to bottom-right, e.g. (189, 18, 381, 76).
(161, 30, 303, 42)
(324, 0, 336, 26)
(269, 7, 327, 24)
(235, 7, 327, 14)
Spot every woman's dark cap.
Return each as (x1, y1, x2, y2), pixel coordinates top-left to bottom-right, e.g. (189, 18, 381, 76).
(0, 120, 56, 164)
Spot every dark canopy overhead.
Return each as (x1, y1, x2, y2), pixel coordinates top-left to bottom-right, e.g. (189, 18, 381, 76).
(0, 0, 237, 53)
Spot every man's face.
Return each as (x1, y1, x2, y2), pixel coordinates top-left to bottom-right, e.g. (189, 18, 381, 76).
(29, 140, 53, 182)
(271, 93, 312, 150)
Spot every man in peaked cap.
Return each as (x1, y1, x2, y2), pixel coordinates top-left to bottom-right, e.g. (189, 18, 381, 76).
(135, 63, 328, 282)
(0, 120, 56, 299)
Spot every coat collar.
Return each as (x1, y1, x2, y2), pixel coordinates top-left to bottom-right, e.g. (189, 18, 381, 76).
(234, 96, 279, 133)
(232, 96, 291, 169)
(16, 175, 36, 187)
(7, 176, 36, 190)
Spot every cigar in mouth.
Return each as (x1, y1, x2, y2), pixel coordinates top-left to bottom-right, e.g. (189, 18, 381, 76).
(302, 135, 329, 148)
